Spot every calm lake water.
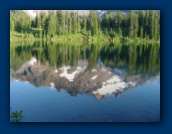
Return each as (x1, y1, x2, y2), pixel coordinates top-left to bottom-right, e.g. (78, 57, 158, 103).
(10, 41, 160, 122)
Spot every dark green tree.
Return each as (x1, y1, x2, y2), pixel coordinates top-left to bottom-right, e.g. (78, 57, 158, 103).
(47, 11, 57, 37)
(129, 10, 134, 37)
(40, 11, 47, 29)
(148, 10, 155, 39)
(117, 11, 123, 28)
(89, 10, 99, 36)
(138, 10, 145, 38)
(10, 110, 24, 122)
(67, 12, 72, 35)
(36, 13, 41, 28)
(71, 12, 77, 34)
(144, 10, 149, 39)
(133, 13, 139, 38)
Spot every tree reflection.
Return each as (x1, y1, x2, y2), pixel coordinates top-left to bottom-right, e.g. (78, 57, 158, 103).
(10, 41, 160, 76)
(10, 41, 160, 99)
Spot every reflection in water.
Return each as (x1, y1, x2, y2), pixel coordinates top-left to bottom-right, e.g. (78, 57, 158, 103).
(10, 41, 160, 100)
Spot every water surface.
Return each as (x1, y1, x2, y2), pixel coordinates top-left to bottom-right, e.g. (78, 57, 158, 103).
(10, 41, 160, 122)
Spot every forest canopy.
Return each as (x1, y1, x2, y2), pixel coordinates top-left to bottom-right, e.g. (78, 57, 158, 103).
(10, 10, 160, 41)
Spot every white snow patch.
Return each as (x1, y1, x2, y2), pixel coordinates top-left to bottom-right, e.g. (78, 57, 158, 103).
(99, 11, 107, 16)
(23, 81, 29, 84)
(13, 79, 20, 82)
(91, 75, 98, 80)
(29, 57, 37, 65)
(128, 82, 136, 86)
(102, 75, 121, 86)
(77, 66, 85, 72)
(92, 69, 97, 72)
(28, 10, 36, 17)
(54, 69, 58, 73)
(60, 66, 80, 82)
(50, 82, 55, 88)
(93, 75, 135, 96)
(59, 66, 71, 71)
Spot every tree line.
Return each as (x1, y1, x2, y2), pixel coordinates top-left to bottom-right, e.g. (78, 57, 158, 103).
(10, 10, 31, 32)
(10, 10, 160, 40)
(11, 41, 160, 75)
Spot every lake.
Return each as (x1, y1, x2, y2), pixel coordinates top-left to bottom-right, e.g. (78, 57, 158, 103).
(10, 41, 160, 122)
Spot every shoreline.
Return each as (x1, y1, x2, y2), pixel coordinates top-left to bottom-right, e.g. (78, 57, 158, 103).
(10, 37, 160, 43)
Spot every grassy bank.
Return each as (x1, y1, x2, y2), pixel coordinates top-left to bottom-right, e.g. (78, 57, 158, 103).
(10, 28, 160, 43)
(10, 31, 113, 42)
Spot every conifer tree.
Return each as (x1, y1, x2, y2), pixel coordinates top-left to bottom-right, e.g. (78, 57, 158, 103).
(47, 11, 57, 37)
(133, 13, 139, 38)
(117, 11, 122, 28)
(129, 10, 134, 37)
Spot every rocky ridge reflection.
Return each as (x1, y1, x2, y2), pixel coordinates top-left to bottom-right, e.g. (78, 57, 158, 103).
(10, 57, 155, 100)
(10, 42, 160, 100)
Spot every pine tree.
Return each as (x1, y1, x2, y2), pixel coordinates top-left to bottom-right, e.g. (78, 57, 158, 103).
(89, 10, 99, 36)
(138, 10, 145, 38)
(47, 11, 57, 37)
(148, 10, 155, 39)
(40, 11, 47, 29)
(67, 12, 72, 35)
(144, 10, 149, 39)
(154, 11, 160, 40)
(65, 12, 69, 35)
(18, 17, 24, 32)
(102, 13, 110, 29)
(61, 11, 66, 35)
(157, 12, 160, 40)
(77, 16, 81, 33)
(56, 11, 59, 35)
(71, 12, 77, 34)
(36, 13, 41, 29)
(83, 16, 87, 31)
(57, 10, 63, 35)
(43, 18, 49, 37)
(129, 10, 134, 38)
(133, 13, 139, 38)
(140, 26, 143, 38)
(117, 11, 122, 28)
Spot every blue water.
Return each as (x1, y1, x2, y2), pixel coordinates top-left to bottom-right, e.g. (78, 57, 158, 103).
(10, 76, 160, 122)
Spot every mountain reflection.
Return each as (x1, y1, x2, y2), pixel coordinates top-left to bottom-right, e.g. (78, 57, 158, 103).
(10, 41, 160, 100)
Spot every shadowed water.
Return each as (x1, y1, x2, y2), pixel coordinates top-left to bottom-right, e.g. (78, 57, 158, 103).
(10, 41, 160, 122)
